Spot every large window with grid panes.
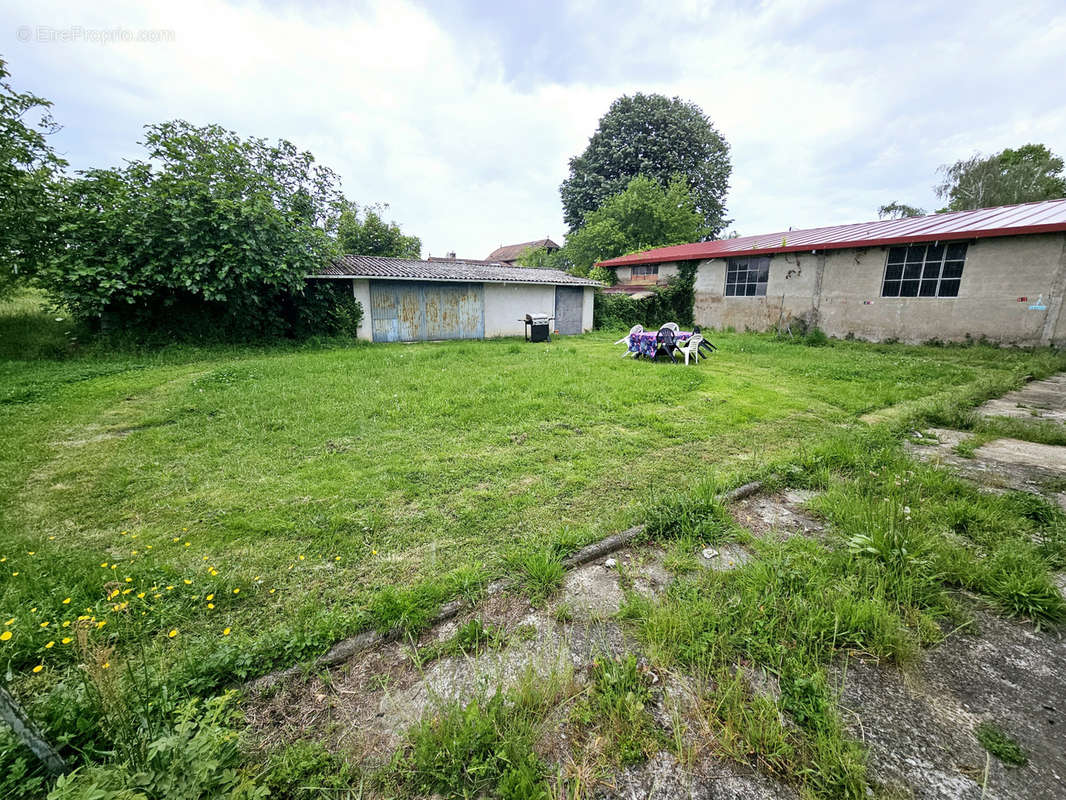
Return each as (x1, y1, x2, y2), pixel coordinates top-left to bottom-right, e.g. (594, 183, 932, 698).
(881, 242, 966, 298)
(725, 256, 769, 296)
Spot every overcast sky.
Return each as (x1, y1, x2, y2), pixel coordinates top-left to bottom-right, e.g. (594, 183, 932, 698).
(4, 0, 1066, 259)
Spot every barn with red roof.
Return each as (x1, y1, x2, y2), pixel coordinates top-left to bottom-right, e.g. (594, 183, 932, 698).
(597, 199, 1066, 346)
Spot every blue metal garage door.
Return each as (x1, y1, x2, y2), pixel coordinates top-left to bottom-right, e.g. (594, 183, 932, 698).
(370, 281, 484, 342)
(554, 286, 583, 335)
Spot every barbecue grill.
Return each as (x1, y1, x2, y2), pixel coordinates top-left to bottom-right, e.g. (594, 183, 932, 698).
(521, 313, 553, 342)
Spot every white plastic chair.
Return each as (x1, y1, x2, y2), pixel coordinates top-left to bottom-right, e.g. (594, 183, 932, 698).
(614, 324, 643, 357)
(660, 322, 680, 332)
(676, 333, 703, 365)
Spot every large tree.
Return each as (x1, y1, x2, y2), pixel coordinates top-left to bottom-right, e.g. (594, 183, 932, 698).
(42, 120, 344, 330)
(877, 201, 926, 219)
(560, 93, 731, 236)
(935, 144, 1066, 211)
(563, 175, 704, 275)
(0, 58, 66, 297)
(335, 201, 420, 258)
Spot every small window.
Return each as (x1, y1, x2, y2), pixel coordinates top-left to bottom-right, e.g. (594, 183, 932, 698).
(881, 242, 966, 298)
(631, 265, 659, 277)
(725, 257, 769, 297)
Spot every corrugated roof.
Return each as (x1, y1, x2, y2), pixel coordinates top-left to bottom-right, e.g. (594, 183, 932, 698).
(313, 254, 600, 286)
(598, 198, 1066, 267)
(486, 238, 561, 262)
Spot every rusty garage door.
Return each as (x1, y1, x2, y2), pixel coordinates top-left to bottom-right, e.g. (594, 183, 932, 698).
(370, 281, 484, 342)
(554, 286, 583, 335)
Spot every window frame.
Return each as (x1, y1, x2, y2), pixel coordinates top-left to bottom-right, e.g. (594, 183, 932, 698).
(630, 265, 659, 277)
(725, 256, 769, 297)
(881, 242, 966, 299)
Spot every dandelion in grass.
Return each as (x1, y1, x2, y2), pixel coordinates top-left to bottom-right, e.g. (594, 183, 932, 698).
(61, 637, 72, 644)
(102, 662, 110, 669)
(173, 537, 179, 542)
(39, 621, 48, 628)
(32, 665, 43, 673)
(27, 551, 34, 555)
(269, 589, 276, 594)
(298, 555, 305, 561)
(96, 620, 106, 629)
(61, 621, 70, 628)
(206, 593, 214, 601)
(183, 579, 192, 585)
(100, 562, 107, 568)
(222, 628, 231, 636)
(4, 618, 13, 626)
(62, 597, 71, 604)
(0, 631, 11, 642)
(185, 542, 190, 547)
(207, 603, 214, 609)
(44, 641, 54, 649)
(11, 572, 18, 577)
(233, 588, 240, 594)
(168, 629, 178, 638)
(166, 586, 174, 591)
(137, 592, 145, 599)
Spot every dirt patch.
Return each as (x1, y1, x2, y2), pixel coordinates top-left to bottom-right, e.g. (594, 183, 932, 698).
(730, 489, 824, 540)
(839, 607, 1066, 800)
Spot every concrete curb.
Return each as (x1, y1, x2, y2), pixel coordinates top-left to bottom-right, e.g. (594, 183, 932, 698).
(246, 479, 765, 692)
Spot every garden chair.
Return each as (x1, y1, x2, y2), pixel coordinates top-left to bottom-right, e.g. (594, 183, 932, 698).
(692, 325, 717, 355)
(660, 322, 680, 333)
(655, 327, 678, 362)
(676, 333, 703, 365)
(614, 324, 643, 357)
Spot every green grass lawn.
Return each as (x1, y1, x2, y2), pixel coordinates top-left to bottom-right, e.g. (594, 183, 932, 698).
(2, 293, 1065, 704)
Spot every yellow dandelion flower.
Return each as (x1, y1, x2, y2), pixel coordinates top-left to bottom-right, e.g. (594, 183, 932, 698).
(0, 631, 12, 641)
(372, 550, 378, 555)
(62, 621, 70, 627)
(32, 665, 43, 673)
(207, 603, 215, 609)
(232, 588, 240, 594)
(101, 562, 108, 568)
(121, 531, 128, 536)
(48, 536, 55, 540)
(39, 621, 49, 628)
(102, 662, 110, 669)
(182, 527, 187, 531)
(183, 579, 192, 585)
(96, 620, 106, 629)
(137, 592, 145, 599)
(222, 627, 231, 636)
(254, 575, 261, 580)
(62, 597, 71, 604)
(334, 556, 341, 561)
(44, 641, 54, 649)
(124, 577, 132, 583)
(77, 615, 89, 621)
(110, 564, 116, 570)
(209, 569, 218, 576)
(132, 550, 138, 556)
(298, 555, 305, 561)
(30, 608, 36, 613)
(12, 572, 19, 577)
(4, 618, 13, 626)
(0, 557, 5, 562)
(61, 637, 72, 644)
(121, 589, 132, 595)
(168, 629, 178, 638)
(184, 542, 190, 547)
(269, 588, 276, 594)
(206, 594, 214, 601)
(146, 545, 152, 550)
(27, 551, 35, 555)
(166, 586, 174, 591)
(173, 537, 179, 542)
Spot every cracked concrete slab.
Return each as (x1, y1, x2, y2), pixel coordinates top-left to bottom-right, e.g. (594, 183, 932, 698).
(906, 428, 1066, 496)
(977, 374, 1066, 426)
(730, 489, 824, 540)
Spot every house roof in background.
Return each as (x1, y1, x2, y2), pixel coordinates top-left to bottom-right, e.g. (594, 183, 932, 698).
(598, 198, 1066, 267)
(313, 254, 601, 286)
(486, 238, 561, 261)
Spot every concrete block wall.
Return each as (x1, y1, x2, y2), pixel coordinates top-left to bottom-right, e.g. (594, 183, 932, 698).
(693, 233, 1066, 346)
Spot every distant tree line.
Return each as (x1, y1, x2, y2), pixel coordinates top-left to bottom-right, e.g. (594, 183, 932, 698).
(0, 58, 420, 340)
(880, 144, 1065, 219)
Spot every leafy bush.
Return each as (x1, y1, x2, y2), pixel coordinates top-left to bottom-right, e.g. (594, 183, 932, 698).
(594, 261, 697, 329)
(40, 120, 346, 339)
(46, 693, 266, 800)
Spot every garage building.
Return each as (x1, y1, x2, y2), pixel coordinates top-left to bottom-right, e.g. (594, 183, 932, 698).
(312, 255, 599, 342)
(598, 199, 1066, 346)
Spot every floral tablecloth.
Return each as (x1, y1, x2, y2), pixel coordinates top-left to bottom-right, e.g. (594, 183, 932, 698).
(627, 331, 692, 358)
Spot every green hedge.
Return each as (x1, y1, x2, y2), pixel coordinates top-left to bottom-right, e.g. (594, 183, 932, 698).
(593, 262, 696, 330)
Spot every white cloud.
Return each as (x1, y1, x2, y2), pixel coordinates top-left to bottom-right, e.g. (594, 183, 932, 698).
(3, 0, 1065, 256)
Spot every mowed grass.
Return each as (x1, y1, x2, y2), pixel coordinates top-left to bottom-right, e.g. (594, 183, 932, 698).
(2, 294, 1065, 703)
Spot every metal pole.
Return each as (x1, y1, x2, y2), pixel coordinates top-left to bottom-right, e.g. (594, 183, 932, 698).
(0, 686, 66, 774)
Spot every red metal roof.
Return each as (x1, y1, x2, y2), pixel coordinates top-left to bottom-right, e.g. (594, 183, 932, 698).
(597, 198, 1066, 267)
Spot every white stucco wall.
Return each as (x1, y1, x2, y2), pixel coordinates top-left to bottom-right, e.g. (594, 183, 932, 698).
(483, 282, 558, 337)
(351, 279, 373, 341)
(582, 286, 595, 332)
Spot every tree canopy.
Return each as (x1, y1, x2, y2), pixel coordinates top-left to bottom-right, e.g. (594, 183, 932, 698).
(935, 144, 1066, 211)
(335, 202, 421, 259)
(563, 175, 704, 275)
(41, 120, 346, 332)
(0, 58, 66, 298)
(560, 93, 731, 237)
(877, 201, 926, 219)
